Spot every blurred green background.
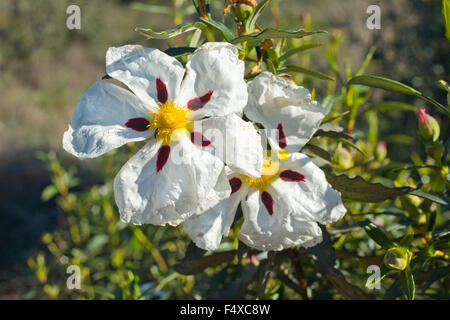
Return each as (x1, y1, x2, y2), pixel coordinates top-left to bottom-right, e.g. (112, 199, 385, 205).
(0, 0, 448, 299)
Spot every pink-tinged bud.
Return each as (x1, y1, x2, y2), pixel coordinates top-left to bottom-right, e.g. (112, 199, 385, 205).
(337, 147, 354, 170)
(418, 109, 440, 142)
(375, 141, 387, 162)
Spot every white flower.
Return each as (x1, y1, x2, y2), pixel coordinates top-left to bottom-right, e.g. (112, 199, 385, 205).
(63, 42, 262, 227)
(183, 72, 346, 251)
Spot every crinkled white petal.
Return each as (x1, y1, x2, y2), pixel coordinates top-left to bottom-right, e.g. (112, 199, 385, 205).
(114, 135, 231, 227)
(245, 72, 326, 152)
(274, 152, 347, 225)
(63, 81, 152, 159)
(197, 114, 263, 178)
(106, 45, 185, 108)
(183, 177, 248, 251)
(176, 42, 247, 119)
(239, 188, 323, 251)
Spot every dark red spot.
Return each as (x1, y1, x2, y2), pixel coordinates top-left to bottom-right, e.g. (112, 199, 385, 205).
(229, 177, 242, 195)
(156, 78, 168, 104)
(125, 117, 150, 132)
(187, 91, 213, 111)
(156, 145, 171, 173)
(277, 123, 287, 149)
(280, 170, 305, 182)
(261, 191, 274, 216)
(190, 131, 212, 147)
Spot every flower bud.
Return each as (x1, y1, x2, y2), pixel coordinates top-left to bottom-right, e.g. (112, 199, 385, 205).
(375, 141, 387, 162)
(418, 109, 440, 142)
(384, 247, 410, 271)
(230, 3, 254, 23)
(336, 147, 354, 170)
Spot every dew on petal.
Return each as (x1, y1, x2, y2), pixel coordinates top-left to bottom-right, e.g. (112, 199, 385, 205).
(261, 191, 274, 216)
(277, 123, 287, 149)
(125, 117, 150, 132)
(190, 131, 212, 147)
(280, 170, 305, 182)
(156, 145, 171, 173)
(187, 91, 213, 111)
(156, 78, 168, 104)
(229, 177, 242, 195)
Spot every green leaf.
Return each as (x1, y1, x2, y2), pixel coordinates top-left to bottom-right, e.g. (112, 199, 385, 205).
(314, 129, 352, 140)
(303, 144, 332, 162)
(321, 95, 339, 115)
(199, 17, 236, 42)
(355, 46, 376, 76)
(443, 0, 450, 41)
(322, 167, 450, 208)
(136, 22, 205, 39)
(359, 220, 396, 249)
(348, 75, 450, 117)
(278, 65, 335, 81)
(245, 0, 271, 33)
(41, 185, 58, 202)
(231, 28, 326, 44)
(365, 265, 389, 288)
(279, 43, 323, 61)
(400, 268, 415, 300)
(364, 102, 418, 113)
(323, 167, 407, 203)
(164, 46, 197, 57)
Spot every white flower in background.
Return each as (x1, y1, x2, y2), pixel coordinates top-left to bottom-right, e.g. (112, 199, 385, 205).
(63, 42, 262, 228)
(183, 72, 346, 251)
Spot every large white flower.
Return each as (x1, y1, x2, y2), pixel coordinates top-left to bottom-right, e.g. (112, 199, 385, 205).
(63, 42, 262, 227)
(183, 72, 346, 251)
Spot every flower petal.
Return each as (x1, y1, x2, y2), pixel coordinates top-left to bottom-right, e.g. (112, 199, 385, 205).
(176, 42, 247, 118)
(245, 72, 326, 152)
(114, 136, 231, 226)
(63, 81, 152, 159)
(196, 114, 263, 178)
(239, 188, 323, 251)
(106, 45, 185, 108)
(183, 174, 248, 251)
(272, 152, 347, 225)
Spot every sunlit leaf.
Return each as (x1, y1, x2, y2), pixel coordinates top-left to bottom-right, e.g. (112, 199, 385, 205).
(245, 0, 271, 33)
(279, 43, 323, 61)
(199, 17, 236, 42)
(358, 220, 396, 249)
(278, 65, 335, 81)
(443, 0, 450, 41)
(136, 22, 205, 39)
(348, 75, 450, 117)
(231, 28, 326, 44)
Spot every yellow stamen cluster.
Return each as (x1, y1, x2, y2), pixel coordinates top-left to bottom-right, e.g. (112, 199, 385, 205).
(148, 101, 192, 144)
(241, 152, 281, 190)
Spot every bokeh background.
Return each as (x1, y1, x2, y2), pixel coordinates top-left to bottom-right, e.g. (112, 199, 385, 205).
(0, 0, 448, 299)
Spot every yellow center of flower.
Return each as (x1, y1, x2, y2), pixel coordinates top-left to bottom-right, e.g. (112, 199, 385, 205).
(241, 152, 282, 190)
(148, 101, 192, 144)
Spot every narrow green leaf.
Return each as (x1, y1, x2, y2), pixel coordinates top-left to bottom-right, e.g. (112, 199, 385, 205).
(136, 22, 205, 39)
(400, 268, 415, 300)
(364, 102, 418, 113)
(245, 0, 271, 33)
(408, 189, 450, 208)
(199, 17, 236, 42)
(164, 46, 197, 57)
(303, 144, 332, 162)
(443, 0, 450, 41)
(314, 129, 352, 140)
(359, 220, 396, 249)
(355, 46, 376, 76)
(231, 28, 326, 44)
(41, 185, 58, 202)
(279, 43, 323, 61)
(278, 65, 335, 81)
(348, 75, 450, 117)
